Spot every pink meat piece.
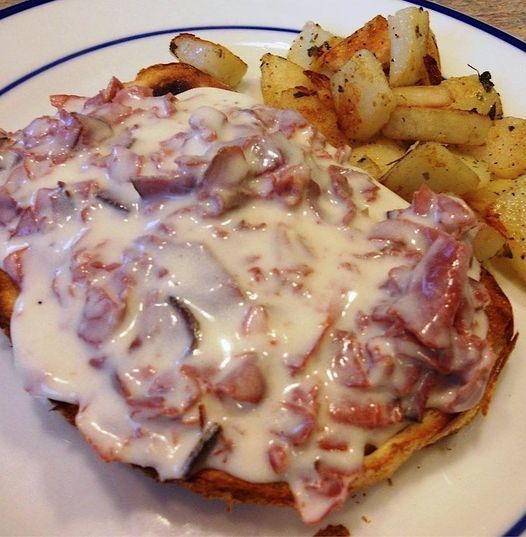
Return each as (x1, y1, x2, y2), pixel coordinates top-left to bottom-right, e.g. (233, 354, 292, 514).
(21, 110, 81, 163)
(3, 247, 27, 286)
(328, 165, 356, 223)
(132, 173, 198, 198)
(107, 146, 141, 184)
(0, 188, 19, 225)
(388, 234, 471, 349)
(12, 207, 40, 237)
(83, 77, 124, 109)
(33, 186, 75, 225)
(329, 330, 370, 388)
(240, 135, 283, 176)
(329, 397, 403, 429)
(268, 441, 289, 474)
(267, 163, 312, 207)
(391, 184, 477, 238)
(215, 352, 267, 404)
(197, 145, 250, 215)
(275, 385, 319, 446)
(116, 367, 201, 420)
(77, 286, 126, 345)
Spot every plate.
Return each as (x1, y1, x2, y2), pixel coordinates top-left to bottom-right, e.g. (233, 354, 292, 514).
(0, 1, 525, 535)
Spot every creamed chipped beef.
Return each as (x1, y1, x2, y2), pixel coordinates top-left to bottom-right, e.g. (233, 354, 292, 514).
(0, 80, 496, 523)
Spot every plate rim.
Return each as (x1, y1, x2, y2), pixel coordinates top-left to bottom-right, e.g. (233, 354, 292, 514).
(0, 24, 299, 97)
(1, 0, 525, 53)
(0, 1, 525, 536)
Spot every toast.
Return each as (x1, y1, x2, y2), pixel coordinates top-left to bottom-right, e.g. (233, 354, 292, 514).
(0, 266, 514, 509)
(0, 79, 515, 525)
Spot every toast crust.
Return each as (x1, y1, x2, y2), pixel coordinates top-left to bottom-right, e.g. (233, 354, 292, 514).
(0, 266, 515, 510)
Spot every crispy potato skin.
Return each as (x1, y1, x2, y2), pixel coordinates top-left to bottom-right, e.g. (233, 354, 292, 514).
(127, 62, 229, 95)
(288, 21, 341, 70)
(319, 15, 390, 73)
(170, 33, 248, 88)
(260, 53, 314, 107)
(422, 31, 442, 85)
(0, 264, 514, 513)
(278, 88, 348, 147)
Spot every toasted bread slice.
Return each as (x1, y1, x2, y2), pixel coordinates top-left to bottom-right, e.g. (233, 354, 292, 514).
(0, 266, 514, 510)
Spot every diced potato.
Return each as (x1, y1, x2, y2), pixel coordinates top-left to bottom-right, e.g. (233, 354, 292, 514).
(350, 137, 407, 176)
(488, 175, 526, 280)
(170, 33, 248, 88)
(349, 154, 382, 179)
(442, 74, 503, 117)
(330, 49, 396, 141)
(393, 85, 452, 107)
(380, 142, 481, 201)
(449, 148, 492, 189)
(463, 178, 514, 216)
(260, 53, 314, 107)
(388, 7, 430, 87)
(472, 223, 506, 262)
(318, 15, 390, 73)
(459, 117, 526, 179)
(128, 62, 228, 95)
(382, 107, 491, 145)
(288, 21, 341, 69)
(278, 88, 348, 147)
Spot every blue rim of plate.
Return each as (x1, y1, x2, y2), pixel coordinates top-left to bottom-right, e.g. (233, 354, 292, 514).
(0, 1, 525, 535)
(0, 0, 524, 97)
(1, 0, 525, 50)
(0, 24, 299, 97)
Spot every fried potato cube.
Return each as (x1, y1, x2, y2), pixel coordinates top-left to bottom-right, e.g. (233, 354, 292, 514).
(260, 53, 314, 107)
(488, 175, 526, 280)
(449, 149, 492, 190)
(128, 62, 228, 95)
(380, 142, 481, 201)
(442, 74, 503, 117)
(458, 117, 526, 179)
(278, 88, 347, 147)
(287, 21, 341, 69)
(350, 137, 407, 177)
(319, 15, 390, 73)
(382, 107, 491, 145)
(472, 223, 506, 262)
(393, 85, 452, 108)
(463, 178, 514, 216)
(349, 154, 382, 178)
(170, 33, 248, 88)
(388, 7, 430, 87)
(330, 49, 396, 142)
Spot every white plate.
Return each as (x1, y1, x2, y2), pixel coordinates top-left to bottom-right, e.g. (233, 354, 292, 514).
(0, 1, 525, 535)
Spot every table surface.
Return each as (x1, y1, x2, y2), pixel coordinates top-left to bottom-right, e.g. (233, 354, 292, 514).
(0, 0, 525, 41)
